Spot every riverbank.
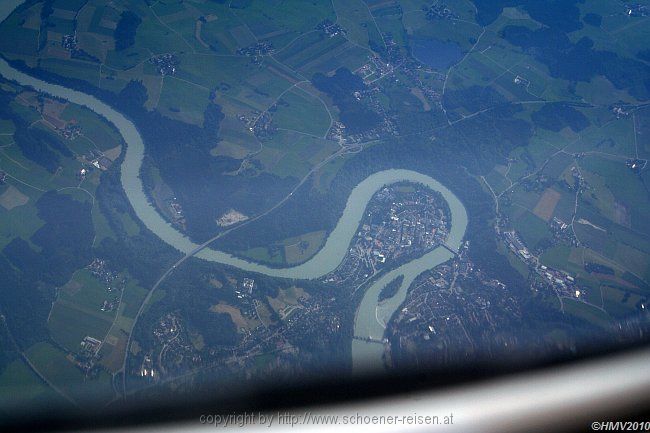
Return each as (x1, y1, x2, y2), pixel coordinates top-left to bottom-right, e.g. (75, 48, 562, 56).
(0, 0, 468, 371)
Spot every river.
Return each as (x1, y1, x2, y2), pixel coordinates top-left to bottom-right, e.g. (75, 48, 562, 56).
(0, 1, 468, 371)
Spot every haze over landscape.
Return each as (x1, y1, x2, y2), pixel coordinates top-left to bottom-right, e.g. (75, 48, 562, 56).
(0, 0, 649, 417)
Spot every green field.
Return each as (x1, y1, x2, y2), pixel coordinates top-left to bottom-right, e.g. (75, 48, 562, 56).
(512, 210, 551, 249)
(25, 342, 114, 406)
(157, 76, 211, 126)
(239, 246, 284, 265)
(562, 298, 612, 328)
(283, 230, 326, 265)
(0, 359, 61, 412)
(271, 88, 331, 137)
(1, 0, 650, 408)
(48, 270, 115, 352)
(120, 279, 148, 319)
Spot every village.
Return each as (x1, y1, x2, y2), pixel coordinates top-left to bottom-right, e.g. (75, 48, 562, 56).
(501, 228, 586, 302)
(324, 183, 451, 287)
(71, 259, 126, 374)
(135, 183, 454, 381)
(387, 244, 525, 365)
(136, 272, 344, 383)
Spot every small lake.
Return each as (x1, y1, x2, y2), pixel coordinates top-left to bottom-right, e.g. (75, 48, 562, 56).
(410, 38, 462, 69)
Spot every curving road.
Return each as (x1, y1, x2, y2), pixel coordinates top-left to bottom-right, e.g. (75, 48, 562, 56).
(0, 0, 467, 397)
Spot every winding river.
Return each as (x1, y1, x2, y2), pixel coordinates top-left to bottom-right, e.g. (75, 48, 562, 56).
(0, 0, 467, 371)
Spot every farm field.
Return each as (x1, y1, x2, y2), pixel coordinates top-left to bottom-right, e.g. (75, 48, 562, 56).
(1, 0, 650, 419)
(0, 76, 146, 408)
(48, 270, 116, 353)
(0, 359, 61, 412)
(25, 342, 114, 405)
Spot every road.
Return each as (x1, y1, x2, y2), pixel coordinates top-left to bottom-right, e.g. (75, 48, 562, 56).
(118, 145, 354, 397)
(0, 314, 78, 408)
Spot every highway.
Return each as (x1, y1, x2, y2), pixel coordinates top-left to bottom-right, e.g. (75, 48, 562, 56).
(118, 145, 351, 397)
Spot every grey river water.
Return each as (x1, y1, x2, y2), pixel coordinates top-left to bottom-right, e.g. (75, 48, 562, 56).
(0, 0, 467, 371)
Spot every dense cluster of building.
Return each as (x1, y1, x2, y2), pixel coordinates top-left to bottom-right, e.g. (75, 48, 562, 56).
(138, 187, 453, 382)
(321, 58, 400, 144)
(316, 19, 345, 38)
(356, 55, 395, 85)
(324, 183, 450, 286)
(241, 110, 275, 140)
(87, 259, 122, 315)
(387, 246, 520, 366)
(138, 270, 344, 383)
(150, 53, 179, 76)
(75, 336, 102, 373)
(167, 197, 186, 230)
(502, 230, 584, 300)
(237, 41, 274, 57)
(68, 260, 126, 373)
(141, 313, 203, 380)
(87, 258, 119, 284)
(59, 123, 81, 140)
(62, 34, 77, 51)
(549, 217, 578, 246)
(424, 2, 458, 20)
